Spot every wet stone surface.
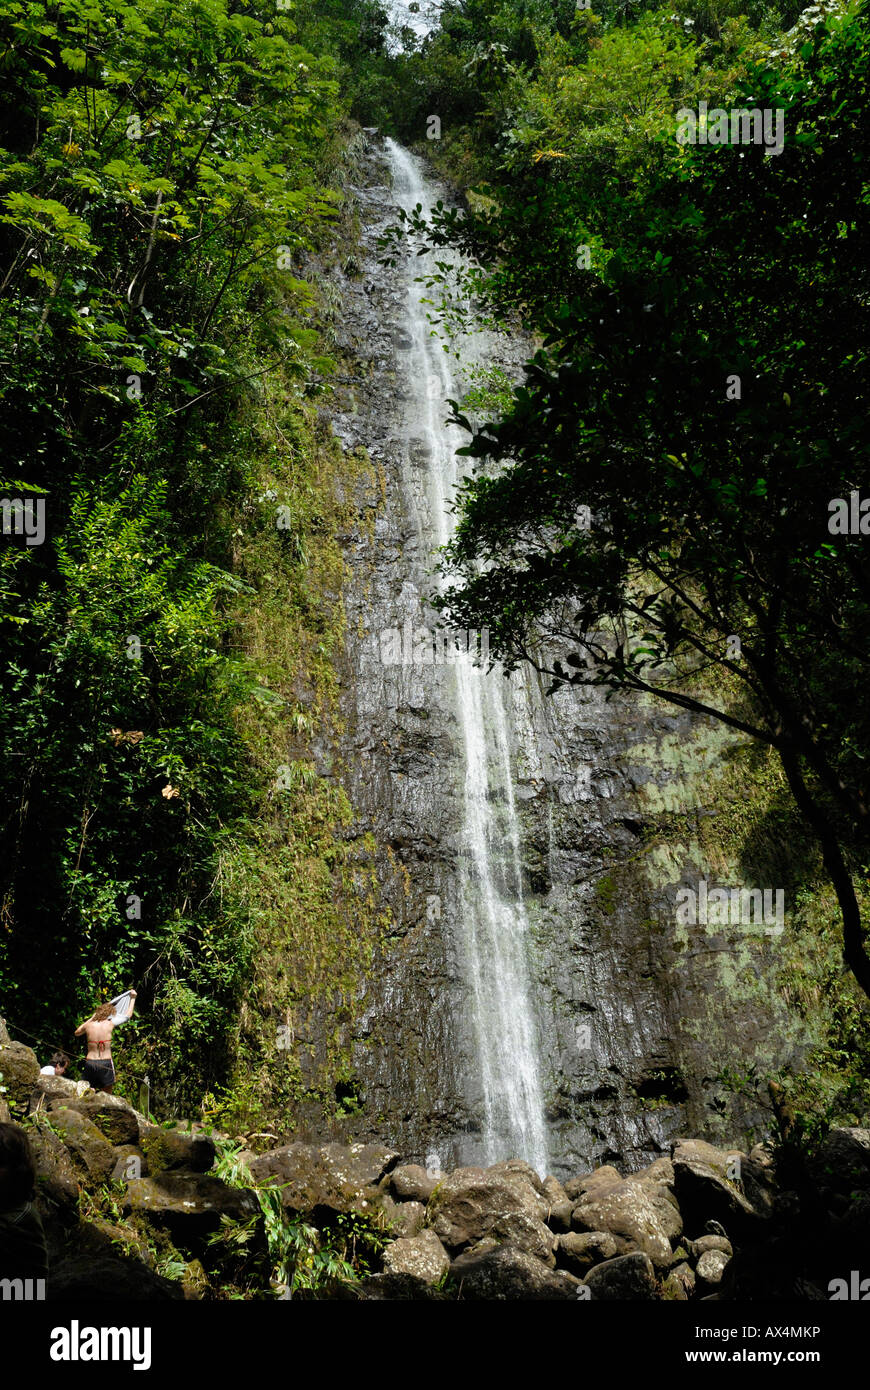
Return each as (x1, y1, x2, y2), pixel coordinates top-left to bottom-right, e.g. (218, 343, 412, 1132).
(317, 132, 801, 1179)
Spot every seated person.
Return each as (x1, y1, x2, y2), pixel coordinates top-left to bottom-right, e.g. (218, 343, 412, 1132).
(39, 1051, 69, 1077)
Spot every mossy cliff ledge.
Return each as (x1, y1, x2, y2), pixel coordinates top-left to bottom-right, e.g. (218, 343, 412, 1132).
(4, 1032, 869, 1300)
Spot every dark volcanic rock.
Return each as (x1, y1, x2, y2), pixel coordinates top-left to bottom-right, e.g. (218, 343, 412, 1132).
(49, 1106, 117, 1184)
(672, 1139, 770, 1239)
(140, 1124, 215, 1174)
(390, 1163, 439, 1203)
(582, 1251, 659, 1300)
(123, 1173, 259, 1231)
(382, 1194, 425, 1237)
(29, 1123, 80, 1219)
(29, 1075, 85, 1111)
(556, 1230, 623, 1274)
(571, 1179, 676, 1268)
(0, 1040, 40, 1110)
(662, 1261, 695, 1300)
(427, 1167, 555, 1264)
(382, 1228, 450, 1284)
(246, 1141, 398, 1212)
(48, 1259, 183, 1301)
(696, 1247, 731, 1291)
(360, 1272, 444, 1301)
(304, 131, 820, 1181)
(64, 1093, 141, 1147)
(451, 1245, 577, 1300)
(809, 1127, 870, 1198)
(565, 1166, 623, 1203)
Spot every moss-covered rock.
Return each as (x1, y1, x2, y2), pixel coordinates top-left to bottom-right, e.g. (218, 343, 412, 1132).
(122, 1173, 260, 1234)
(140, 1125, 215, 1175)
(0, 1040, 40, 1111)
(246, 1140, 398, 1213)
(63, 1093, 141, 1147)
(29, 1122, 80, 1219)
(48, 1107, 117, 1185)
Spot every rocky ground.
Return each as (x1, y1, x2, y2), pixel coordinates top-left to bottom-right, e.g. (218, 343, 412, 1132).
(2, 1026, 867, 1300)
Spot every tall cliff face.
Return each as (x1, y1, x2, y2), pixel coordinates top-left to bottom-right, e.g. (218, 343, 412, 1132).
(320, 132, 811, 1179)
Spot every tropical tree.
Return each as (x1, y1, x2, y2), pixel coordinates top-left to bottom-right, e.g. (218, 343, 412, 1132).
(432, 5, 870, 996)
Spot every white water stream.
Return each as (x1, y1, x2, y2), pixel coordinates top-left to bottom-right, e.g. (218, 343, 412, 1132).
(386, 138, 549, 1174)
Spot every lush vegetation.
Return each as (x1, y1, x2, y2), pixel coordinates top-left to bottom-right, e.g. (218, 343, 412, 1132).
(374, 3, 870, 1025)
(353, 0, 870, 1133)
(0, 0, 389, 1117)
(2, 0, 868, 1148)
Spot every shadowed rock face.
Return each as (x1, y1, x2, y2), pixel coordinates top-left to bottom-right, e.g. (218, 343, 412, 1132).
(317, 132, 813, 1178)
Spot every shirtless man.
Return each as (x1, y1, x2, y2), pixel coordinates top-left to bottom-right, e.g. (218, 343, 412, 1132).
(74, 992, 136, 1093)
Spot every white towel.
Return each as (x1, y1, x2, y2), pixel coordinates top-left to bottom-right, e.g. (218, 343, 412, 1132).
(109, 990, 132, 1024)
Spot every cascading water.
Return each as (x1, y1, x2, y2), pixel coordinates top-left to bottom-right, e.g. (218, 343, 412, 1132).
(385, 138, 549, 1174)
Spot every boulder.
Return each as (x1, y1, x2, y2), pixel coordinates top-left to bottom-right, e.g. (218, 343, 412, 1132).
(696, 1248, 730, 1291)
(810, 1128, 870, 1198)
(110, 1145, 147, 1183)
(582, 1251, 659, 1300)
(64, 1093, 140, 1147)
(49, 1106, 117, 1184)
(556, 1230, 622, 1275)
(360, 1273, 443, 1301)
(625, 1154, 681, 1213)
(750, 1142, 776, 1171)
(542, 1175, 570, 1207)
(565, 1164, 622, 1203)
(246, 1142, 398, 1213)
(382, 1196, 425, 1239)
(541, 1175, 573, 1229)
(427, 1166, 556, 1265)
(672, 1139, 768, 1237)
(692, 1234, 732, 1260)
(0, 1041, 40, 1109)
(140, 1124, 215, 1174)
(572, 1180, 676, 1268)
(624, 1174, 683, 1243)
(78, 1215, 152, 1267)
(390, 1163, 439, 1203)
(451, 1245, 577, 1300)
(0, 1094, 9, 1124)
(487, 1158, 547, 1198)
(48, 1248, 183, 1301)
(663, 1261, 696, 1301)
(29, 1075, 89, 1112)
(29, 1124, 80, 1218)
(546, 1201, 574, 1233)
(629, 1157, 676, 1189)
(122, 1173, 259, 1231)
(382, 1228, 450, 1285)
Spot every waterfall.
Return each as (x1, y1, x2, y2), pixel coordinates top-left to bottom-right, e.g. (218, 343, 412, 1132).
(385, 138, 549, 1175)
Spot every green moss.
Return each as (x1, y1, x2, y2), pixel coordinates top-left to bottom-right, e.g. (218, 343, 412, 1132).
(625, 683, 869, 1135)
(200, 264, 393, 1134)
(594, 874, 617, 916)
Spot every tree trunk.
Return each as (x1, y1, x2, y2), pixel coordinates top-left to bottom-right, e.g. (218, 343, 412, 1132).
(777, 741, 870, 1002)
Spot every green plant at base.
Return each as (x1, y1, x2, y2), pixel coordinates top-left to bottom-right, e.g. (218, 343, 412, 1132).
(209, 1136, 360, 1298)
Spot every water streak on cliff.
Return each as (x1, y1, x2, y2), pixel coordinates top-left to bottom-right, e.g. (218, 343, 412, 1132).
(385, 138, 548, 1173)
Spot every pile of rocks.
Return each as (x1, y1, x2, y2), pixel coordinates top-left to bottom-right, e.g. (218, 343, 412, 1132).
(1, 1030, 254, 1298)
(281, 1145, 770, 1300)
(3, 1024, 868, 1300)
(235, 1129, 870, 1300)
